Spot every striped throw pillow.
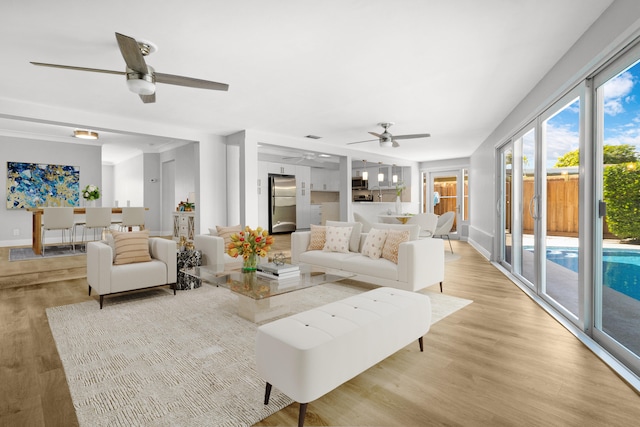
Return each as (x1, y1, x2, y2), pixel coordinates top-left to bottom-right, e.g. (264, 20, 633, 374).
(111, 230, 152, 265)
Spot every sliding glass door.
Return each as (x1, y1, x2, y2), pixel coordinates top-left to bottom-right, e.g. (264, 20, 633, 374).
(593, 47, 640, 369)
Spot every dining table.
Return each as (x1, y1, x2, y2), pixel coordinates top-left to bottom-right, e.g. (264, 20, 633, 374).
(378, 214, 414, 224)
(26, 207, 126, 255)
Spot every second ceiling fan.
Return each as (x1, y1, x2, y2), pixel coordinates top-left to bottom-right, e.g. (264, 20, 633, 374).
(348, 122, 430, 148)
(31, 32, 229, 104)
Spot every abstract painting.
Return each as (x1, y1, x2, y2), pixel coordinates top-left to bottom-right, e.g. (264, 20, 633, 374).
(6, 162, 80, 209)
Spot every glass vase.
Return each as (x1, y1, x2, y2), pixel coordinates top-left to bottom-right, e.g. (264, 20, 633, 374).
(242, 252, 258, 272)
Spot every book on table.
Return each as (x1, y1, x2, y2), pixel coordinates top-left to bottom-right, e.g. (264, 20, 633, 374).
(257, 262, 299, 275)
(257, 269, 300, 281)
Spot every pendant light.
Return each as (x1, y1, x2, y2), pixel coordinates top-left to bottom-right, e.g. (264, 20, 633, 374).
(362, 160, 368, 181)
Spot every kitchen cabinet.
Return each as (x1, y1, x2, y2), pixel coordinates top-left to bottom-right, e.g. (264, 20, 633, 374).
(311, 168, 339, 191)
(296, 165, 311, 229)
(257, 161, 269, 228)
(266, 162, 296, 175)
(310, 204, 322, 226)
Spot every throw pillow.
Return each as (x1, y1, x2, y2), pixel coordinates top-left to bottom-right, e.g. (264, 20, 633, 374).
(323, 225, 353, 254)
(325, 220, 363, 252)
(381, 229, 410, 264)
(307, 224, 326, 250)
(216, 224, 242, 248)
(111, 230, 152, 265)
(361, 228, 389, 259)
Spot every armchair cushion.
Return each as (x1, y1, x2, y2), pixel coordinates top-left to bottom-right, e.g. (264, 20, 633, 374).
(215, 224, 242, 247)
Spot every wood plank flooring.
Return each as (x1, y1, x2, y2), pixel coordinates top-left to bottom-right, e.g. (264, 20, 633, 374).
(1, 239, 639, 426)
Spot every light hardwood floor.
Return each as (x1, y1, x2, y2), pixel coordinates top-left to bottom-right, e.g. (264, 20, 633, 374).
(1, 239, 639, 426)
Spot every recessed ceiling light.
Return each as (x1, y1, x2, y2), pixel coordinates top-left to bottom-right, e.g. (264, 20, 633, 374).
(318, 154, 331, 158)
(73, 129, 99, 140)
(305, 135, 322, 139)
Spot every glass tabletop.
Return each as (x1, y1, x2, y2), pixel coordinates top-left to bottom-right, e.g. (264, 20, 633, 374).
(181, 264, 354, 300)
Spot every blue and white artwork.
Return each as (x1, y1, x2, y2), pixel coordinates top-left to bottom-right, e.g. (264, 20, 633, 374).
(6, 162, 80, 209)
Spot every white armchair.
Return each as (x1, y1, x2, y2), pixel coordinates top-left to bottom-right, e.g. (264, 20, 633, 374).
(87, 237, 177, 308)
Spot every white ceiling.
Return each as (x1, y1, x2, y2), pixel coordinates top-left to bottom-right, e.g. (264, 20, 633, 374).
(0, 0, 614, 164)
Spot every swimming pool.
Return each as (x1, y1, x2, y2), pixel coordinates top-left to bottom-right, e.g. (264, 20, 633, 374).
(541, 247, 640, 302)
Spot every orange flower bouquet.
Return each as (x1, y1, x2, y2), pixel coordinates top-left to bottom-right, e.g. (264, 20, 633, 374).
(226, 226, 275, 271)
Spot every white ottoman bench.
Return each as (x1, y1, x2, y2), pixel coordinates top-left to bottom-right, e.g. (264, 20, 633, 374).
(255, 287, 432, 427)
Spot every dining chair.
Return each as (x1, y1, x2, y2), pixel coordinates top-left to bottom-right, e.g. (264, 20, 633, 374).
(77, 207, 112, 250)
(42, 207, 75, 255)
(120, 207, 146, 231)
(407, 213, 438, 238)
(433, 211, 455, 253)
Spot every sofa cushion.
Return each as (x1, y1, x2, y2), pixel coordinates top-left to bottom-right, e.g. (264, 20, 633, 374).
(308, 224, 326, 250)
(341, 254, 399, 281)
(326, 220, 362, 252)
(361, 228, 389, 259)
(111, 230, 152, 265)
(323, 226, 353, 253)
(299, 250, 361, 270)
(216, 224, 242, 247)
(370, 222, 420, 241)
(382, 229, 410, 264)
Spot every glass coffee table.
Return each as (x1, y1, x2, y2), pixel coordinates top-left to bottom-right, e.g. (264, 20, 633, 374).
(181, 264, 354, 322)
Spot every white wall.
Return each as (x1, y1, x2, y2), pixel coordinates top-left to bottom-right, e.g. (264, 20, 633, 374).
(114, 155, 144, 207)
(101, 164, 115, 206)
(469, 0, 640, 259)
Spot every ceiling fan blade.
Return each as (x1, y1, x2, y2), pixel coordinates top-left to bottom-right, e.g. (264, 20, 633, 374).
(368, 132, 382, 138)
(155, 72, 229, 91)
(392, 140, 400, 148)
(115, 32, 148, 73)
(30, 62, 125, 76)
(346, 139, 378, 145)
(392, 133, 431, 140)
(139, 93, 156, 104)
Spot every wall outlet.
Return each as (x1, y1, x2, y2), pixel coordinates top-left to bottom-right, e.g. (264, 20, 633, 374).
(13, 228, 20, 236)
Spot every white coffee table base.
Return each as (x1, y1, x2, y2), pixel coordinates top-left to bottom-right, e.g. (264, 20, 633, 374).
(237, 292, 293, 323)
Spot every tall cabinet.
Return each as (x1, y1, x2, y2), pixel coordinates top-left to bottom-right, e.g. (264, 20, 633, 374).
(172, 212, 195, 241)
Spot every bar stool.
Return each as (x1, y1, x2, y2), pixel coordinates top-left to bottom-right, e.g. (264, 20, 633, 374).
(77, 207, 112, 250)
(119, 207, 145, 231)
(42, 207, 75, 255)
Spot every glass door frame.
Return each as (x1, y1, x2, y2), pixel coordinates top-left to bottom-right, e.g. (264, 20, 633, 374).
(427, 168, 468, 240)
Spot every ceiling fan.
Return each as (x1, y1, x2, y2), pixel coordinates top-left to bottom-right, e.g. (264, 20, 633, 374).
(347, 122, 430, 148)
(30, 32, 229, 104)
(282, 152, 322, 163)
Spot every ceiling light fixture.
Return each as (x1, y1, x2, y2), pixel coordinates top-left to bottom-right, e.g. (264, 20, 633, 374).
(73, 129, 99, 140)
(378, 162, 384, 182)
(362, 160, 368, 180)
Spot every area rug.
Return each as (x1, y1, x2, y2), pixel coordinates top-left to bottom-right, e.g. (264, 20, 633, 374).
(47, 283, 472, 427)
(9, 244, 84, 261)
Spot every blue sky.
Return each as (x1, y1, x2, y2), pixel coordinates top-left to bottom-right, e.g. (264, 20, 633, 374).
(523, 59, 640, 168)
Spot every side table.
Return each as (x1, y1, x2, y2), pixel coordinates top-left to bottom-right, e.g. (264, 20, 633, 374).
(176, 248, 202, 290)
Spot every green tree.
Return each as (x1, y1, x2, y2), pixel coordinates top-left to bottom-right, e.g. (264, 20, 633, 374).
(554, 144, 638, 167)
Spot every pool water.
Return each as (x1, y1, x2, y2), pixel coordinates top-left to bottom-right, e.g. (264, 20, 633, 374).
(544, 247, 640, 301)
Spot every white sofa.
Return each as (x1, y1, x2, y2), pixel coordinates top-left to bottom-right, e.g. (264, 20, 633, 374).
(291, 223, 444, 292)
(87, 237, 177, 308)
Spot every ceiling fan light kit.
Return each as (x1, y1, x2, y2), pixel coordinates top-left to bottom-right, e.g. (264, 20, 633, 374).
(73, 130, 99, 140)
(126, 67, 155, 95)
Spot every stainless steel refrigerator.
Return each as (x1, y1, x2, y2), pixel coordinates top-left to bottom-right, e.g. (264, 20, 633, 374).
(268, 174, 296, 233)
